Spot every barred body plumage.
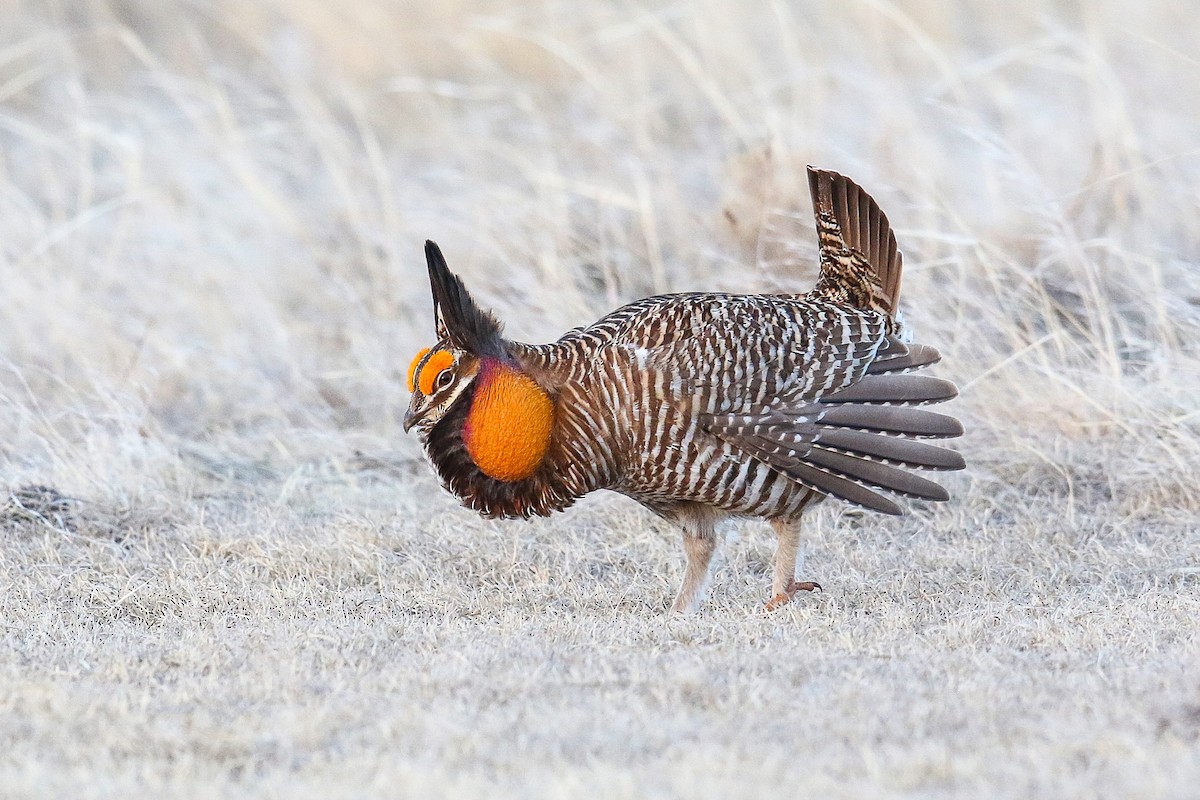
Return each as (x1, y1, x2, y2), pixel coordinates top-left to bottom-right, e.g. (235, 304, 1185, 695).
(404, 167, 965, 612)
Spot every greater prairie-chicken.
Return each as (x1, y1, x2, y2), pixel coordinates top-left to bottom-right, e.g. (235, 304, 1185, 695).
(404, 167, 964, 612)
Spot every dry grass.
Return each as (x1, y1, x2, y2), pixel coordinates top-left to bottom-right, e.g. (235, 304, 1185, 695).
(2, 1, 1200, 797)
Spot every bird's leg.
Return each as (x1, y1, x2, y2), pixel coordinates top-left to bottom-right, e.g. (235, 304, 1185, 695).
(765, 515, 822, 611)
(670, 508, 718, 614)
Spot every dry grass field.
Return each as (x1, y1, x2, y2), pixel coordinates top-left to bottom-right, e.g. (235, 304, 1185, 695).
(2, 1, 1199, 797)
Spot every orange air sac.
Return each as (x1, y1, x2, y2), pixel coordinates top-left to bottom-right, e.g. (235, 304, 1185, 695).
(462, 360, 554, 482)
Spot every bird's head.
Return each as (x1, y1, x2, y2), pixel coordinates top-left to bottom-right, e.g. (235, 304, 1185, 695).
(403, 241, 555, 483)
(403, 341, 480, 434)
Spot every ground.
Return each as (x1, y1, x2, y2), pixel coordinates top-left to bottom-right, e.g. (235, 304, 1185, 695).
(2, 1, 1199, 798)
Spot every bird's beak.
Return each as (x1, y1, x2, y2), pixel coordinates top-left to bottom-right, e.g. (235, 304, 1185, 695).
(402, 408, 419, 433)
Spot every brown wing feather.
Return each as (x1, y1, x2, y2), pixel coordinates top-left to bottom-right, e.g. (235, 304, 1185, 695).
(701, 370, 964, 513)
(815, 404, 963, 438)
(821, 374, 958, 405)
(731, 434, 904, 515)
(867, 340, 942, 374)
(812, 428, 966, 471)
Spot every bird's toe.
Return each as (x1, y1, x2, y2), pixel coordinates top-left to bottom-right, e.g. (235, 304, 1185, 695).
(764, 592, 792, 612)
(763, 579, 823, 612)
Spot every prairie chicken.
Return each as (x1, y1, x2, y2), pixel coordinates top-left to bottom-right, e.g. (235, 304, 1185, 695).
(404, 167, 964, 612)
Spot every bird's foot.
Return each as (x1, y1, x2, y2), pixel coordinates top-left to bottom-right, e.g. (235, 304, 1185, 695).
(764, 580, 822, 612)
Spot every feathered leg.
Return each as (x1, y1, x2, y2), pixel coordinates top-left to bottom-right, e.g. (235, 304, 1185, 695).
(670, 505, 719, 613)
(766, 493, 822, 611)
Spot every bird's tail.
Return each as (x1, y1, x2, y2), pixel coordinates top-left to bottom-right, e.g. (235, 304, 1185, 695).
(805, 167, 903, 325)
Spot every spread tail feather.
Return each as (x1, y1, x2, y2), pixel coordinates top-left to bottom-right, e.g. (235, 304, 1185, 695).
(806, 167, 903, 323)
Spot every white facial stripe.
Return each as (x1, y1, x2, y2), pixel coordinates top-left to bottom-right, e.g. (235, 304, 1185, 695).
(406, 348, 476, 433)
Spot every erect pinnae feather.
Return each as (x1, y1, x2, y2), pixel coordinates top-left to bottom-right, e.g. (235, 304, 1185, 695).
(425, 240, 506, 356)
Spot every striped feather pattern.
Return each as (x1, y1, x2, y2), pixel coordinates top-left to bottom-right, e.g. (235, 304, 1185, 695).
(414, 169, 964, 525)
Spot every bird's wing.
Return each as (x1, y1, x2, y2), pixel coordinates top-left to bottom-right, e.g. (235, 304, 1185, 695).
(631, 297, 963, 514)
(697, 369, 963, 514)
(630, 295, 892, 414)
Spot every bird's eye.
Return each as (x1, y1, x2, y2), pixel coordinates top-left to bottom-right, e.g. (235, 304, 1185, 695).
(435, 369, 454, 390)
